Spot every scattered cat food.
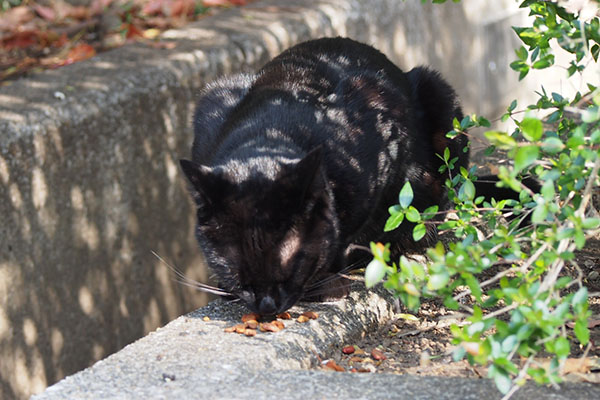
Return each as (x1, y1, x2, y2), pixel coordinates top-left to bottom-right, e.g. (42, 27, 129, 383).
(324, 360, 345, 372)
(349, 356, 365, 363)
(223, 312, 292, 335)
(276, 312, 291, 320)
(241, 313, 260, 323)
(234, 324, 247, 334)
(342, 345, 355, 354)
(297, 315, 310, 323)
(202, 316, 211, 321)
(302, 311, 319, 320)
(259, 322, 281, 333)
(245, 320, 258, 329)
(371, 349, 386, 361)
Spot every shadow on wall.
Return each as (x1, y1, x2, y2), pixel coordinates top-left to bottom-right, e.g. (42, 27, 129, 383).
(0, 0, 528, 398)
(0, 49, 213, 399)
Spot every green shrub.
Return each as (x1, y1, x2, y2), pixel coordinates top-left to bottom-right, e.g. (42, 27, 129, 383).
(371, 1, 599, 396)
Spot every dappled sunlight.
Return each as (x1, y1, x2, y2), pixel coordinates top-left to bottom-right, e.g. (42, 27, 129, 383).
(0, 0, 550, 398)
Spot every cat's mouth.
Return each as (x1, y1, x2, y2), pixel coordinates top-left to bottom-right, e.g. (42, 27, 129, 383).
(237, 288, 303, 315)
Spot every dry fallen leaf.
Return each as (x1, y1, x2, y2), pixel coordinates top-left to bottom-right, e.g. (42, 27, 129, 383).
(371, 348, 386, 361)
(324, 360, 345, 372)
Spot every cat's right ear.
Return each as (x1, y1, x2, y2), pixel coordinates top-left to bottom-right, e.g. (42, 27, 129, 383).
(179, 159, 216, 207)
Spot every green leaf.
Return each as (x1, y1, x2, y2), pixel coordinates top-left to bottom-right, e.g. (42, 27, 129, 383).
(531, 204, 547, 223)
(458, 180, 476, 202)
(490, 365, 512, 394)
(384, 212, 404, 232)
(405, 206, 421, 223)
(399, 182, 414, 208)
(574, 319, 590, 345)
(541, 137, 564, 154)
(582, 218, 600, 230)
(514, 145, 539, 172)
(516, 45, 528, 60)
(428, 272, 450, 291)
(572, 287, 588, 308)
(520, 118, 543, 141)
(365, 259, 386, 288)
(413, 223, 427, 241)
(554, 337, 570, 358)
(484, 131, 517, 149)
(508, 99, 518, 112)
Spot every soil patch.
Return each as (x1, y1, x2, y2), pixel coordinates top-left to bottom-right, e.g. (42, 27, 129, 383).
(320, 237, 600, 379)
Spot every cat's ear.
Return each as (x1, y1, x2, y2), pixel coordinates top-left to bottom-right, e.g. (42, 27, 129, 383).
(179, 159, 218, 207)
(282, 146, 325, 199)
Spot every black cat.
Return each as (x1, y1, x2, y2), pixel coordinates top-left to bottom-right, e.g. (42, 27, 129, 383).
(180, 37, 505, 315)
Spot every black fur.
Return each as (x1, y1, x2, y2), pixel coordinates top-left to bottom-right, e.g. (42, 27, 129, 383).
(180, 37, 513, 314)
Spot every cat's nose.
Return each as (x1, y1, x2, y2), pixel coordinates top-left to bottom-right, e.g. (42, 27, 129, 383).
(257, 295, 277, 315)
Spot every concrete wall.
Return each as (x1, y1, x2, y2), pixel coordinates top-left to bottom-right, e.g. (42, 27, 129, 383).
(0, 0, 531, 398)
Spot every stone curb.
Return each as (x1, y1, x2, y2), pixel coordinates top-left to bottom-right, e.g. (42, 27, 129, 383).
(34, 285, 600, 399)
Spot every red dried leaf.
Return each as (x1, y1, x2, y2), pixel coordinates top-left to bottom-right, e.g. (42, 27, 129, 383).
(202, 0, 233, 6)
(66, 6, 91, 20)
(324, 360, 345, 372)
(1, 6, 35, 27)
(142, 0, 166, 16)
(371, 349, 386, 361)
(124, 23, 145, 39)
(170, 0, 196, 17)
(33, 5, 56, 21)
(2, 31, 39, 50)
(60, 43, 96, 66)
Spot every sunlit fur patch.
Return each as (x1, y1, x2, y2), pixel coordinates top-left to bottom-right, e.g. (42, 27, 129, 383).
(279, 230, 302, 268)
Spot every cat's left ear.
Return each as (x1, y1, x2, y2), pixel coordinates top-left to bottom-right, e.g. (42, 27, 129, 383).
(179, 159, 219, 207)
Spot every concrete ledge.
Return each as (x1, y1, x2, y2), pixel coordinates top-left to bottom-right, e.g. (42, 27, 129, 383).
(35, 286, 600, 399)
(1, 0, 533, 398)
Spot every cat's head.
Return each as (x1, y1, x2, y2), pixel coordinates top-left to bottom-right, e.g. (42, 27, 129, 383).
(180, 148, 339, 314)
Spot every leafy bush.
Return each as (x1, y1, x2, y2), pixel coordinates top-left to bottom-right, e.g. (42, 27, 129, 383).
(370, 0, 600, 396)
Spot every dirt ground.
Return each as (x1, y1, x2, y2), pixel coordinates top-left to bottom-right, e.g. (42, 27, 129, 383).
(320, 237, 600, 379)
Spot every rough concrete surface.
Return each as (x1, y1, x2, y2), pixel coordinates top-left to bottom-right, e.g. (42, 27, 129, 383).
(34, 285, 600, 400)
(0, 0, 541, 398)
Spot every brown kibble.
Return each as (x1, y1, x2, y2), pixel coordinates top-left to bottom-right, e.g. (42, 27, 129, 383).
(297, 315, 310, 323)
(244, 328, 257, 337)
(276, 312, 291, 320)
(259, 322, 280, 333)
(234, 324, 246, 334)
(324, 360, 345, 372)
(241, 313, 261, 323)
(350, 368, 358, 373)
(272, 320, 285, 330)
(224, 326, 236, 333)
(245, 320, 258, 329)
(357, 368, 371, 373)
(371, 349, 386, 361)
(342, 345, 355, 354)
(302, 311, 319, 320)
(354, 348, 366, 355)
(349, 356, 364, 363)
